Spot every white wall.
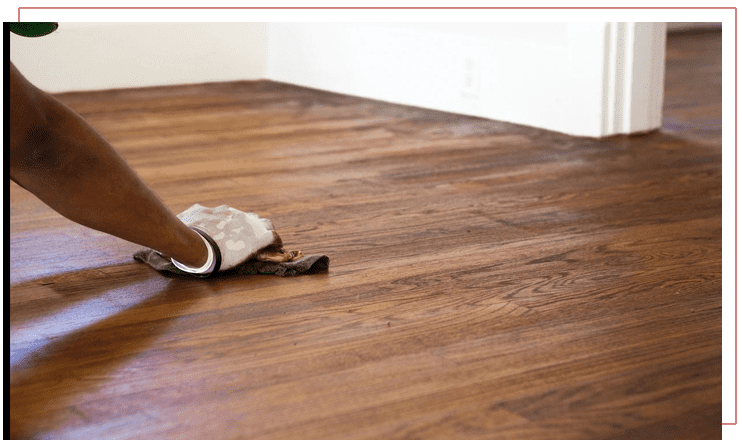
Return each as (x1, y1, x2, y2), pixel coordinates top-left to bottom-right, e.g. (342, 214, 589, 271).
(266, 23, 585, 135)
(10, 22, 666, 137)
(10, 23, 267, 92)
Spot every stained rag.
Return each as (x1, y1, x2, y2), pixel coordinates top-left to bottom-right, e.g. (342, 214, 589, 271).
(134, 249, 329, 278)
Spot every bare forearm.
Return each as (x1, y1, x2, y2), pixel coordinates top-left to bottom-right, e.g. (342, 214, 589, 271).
(9, 66, 207, 267)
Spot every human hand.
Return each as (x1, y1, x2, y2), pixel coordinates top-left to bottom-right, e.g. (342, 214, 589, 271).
(176, 204, 284, 271)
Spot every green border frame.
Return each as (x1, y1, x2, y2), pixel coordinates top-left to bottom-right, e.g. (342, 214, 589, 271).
(0, 0, 742, 441)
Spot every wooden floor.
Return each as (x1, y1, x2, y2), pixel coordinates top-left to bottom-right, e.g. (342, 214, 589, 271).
(9, 31, 722, 439)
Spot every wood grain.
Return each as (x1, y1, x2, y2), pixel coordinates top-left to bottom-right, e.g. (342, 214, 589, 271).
(8, 30, 722, 439)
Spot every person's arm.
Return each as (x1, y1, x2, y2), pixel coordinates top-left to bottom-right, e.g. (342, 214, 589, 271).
(9, 62, 208, 269)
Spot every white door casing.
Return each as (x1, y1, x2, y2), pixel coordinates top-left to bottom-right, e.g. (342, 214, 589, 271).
(601, 22, 667, 136)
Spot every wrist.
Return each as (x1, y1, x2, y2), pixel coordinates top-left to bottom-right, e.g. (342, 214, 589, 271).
(171, 228, 221, 276)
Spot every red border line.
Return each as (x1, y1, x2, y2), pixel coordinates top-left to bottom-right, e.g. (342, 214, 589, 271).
(16, 4, 738, 21)
(734, 5, 738, 427)
(14, 5, 739, 427)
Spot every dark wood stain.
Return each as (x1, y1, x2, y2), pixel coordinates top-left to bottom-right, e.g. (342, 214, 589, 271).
(9, 31, 722, 439)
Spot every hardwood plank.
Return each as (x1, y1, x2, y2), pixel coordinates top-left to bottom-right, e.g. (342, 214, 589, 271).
(8, 30, 722, 439)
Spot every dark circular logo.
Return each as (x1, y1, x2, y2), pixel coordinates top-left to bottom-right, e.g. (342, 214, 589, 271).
(9, 22, 59, 37)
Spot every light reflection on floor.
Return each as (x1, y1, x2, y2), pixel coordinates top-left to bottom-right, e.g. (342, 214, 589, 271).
(9, 277, 170, 370)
